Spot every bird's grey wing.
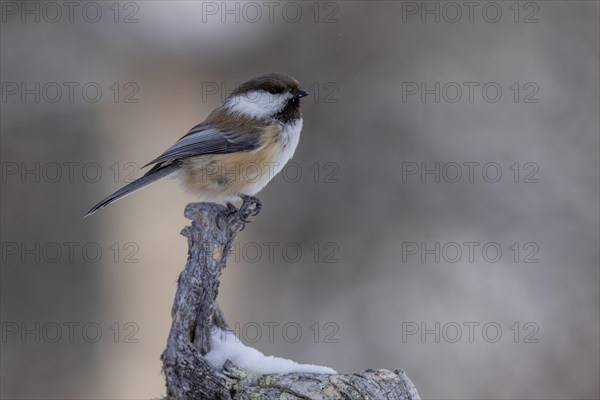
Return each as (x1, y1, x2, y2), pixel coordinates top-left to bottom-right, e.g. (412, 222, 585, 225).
(142, 123, 260, 168)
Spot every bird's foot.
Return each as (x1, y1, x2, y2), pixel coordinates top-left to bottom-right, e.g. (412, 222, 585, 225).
(238, 195, 262, 222)
(216, 202, 239, 230)
(215, 196, 261, 230)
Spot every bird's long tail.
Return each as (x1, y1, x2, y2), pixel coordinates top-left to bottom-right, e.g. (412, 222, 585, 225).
(84, 162, 180, 218)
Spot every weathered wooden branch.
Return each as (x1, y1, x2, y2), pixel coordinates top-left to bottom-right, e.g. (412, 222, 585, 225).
(161, 202, 420, 399)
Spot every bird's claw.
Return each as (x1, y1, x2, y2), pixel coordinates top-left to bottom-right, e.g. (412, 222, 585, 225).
(216, 202, 238, 230)
(239, 195, 262, 222)
(215, 196, 262, 230)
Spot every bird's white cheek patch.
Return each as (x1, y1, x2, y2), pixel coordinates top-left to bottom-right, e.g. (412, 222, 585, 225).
(226, 91, 289, 119)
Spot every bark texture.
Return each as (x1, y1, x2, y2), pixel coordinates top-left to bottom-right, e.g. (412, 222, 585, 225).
(161, 202, 420, 400)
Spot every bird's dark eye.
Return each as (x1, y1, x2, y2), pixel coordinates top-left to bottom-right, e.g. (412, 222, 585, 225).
(269, 87, 279, 94)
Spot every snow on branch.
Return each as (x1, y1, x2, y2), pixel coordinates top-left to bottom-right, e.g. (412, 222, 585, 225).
(161, 202, 420, 399)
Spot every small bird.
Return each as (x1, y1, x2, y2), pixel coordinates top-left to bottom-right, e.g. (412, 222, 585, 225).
(85, 73, 308, 219)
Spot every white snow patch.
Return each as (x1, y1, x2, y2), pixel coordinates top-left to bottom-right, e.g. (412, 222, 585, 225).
(205, 328, 337, 375)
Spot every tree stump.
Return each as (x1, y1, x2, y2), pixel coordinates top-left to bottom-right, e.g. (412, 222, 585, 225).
(161, 202, 420, 400)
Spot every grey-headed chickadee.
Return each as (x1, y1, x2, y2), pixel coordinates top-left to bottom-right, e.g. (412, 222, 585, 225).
(85, 73, 308, 219)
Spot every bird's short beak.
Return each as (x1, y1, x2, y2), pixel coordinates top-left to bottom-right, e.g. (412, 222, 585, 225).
(294, 90, 308, 100)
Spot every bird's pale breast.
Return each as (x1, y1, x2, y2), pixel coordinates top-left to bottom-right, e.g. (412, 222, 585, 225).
(180, 119, 302, 202)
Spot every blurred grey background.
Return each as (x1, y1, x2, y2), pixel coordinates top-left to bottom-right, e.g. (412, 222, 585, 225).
(1, 1, 598, 399)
